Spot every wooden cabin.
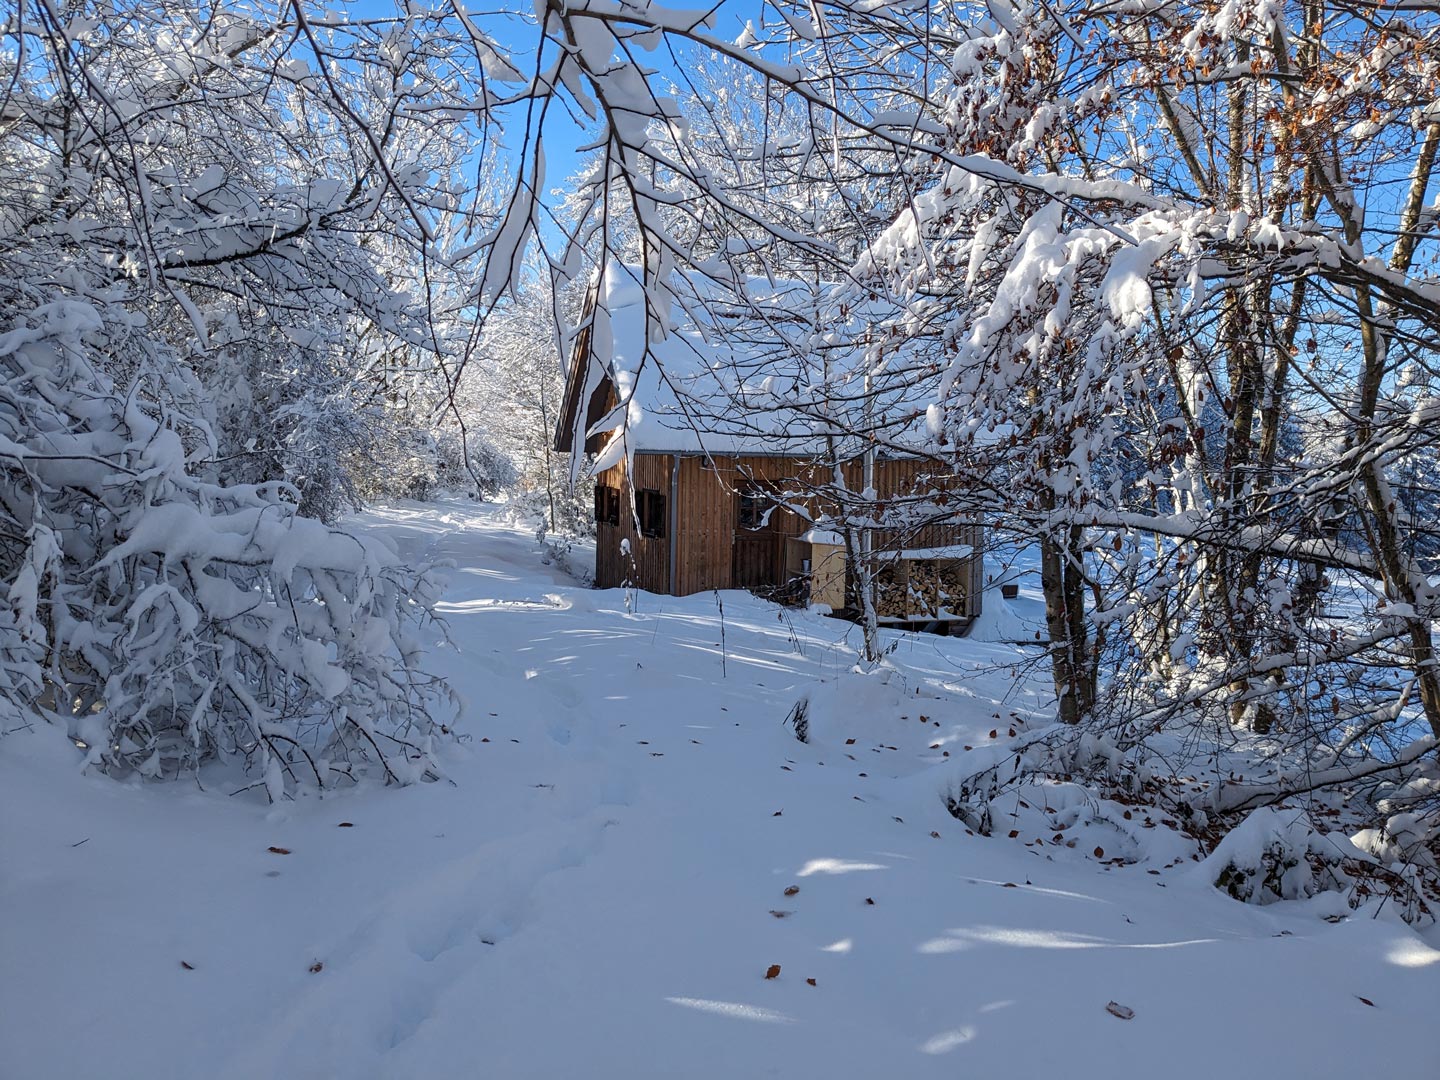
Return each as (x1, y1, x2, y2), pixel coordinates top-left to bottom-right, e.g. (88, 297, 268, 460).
(555, 266, 982, 629)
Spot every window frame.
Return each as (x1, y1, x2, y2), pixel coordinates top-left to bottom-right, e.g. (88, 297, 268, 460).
(594, 484, 621, 527)
(737, 491, 768, 531)
(636, 488, 667, 539)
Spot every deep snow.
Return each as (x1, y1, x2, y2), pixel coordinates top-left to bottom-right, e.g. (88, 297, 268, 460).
(3, 501, 1437, 1080)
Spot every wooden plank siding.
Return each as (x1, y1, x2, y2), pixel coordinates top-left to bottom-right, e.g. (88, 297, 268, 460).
(675, 456, 736, 594)
(595, 451, 981, 620)
(593, 453, 673, 593)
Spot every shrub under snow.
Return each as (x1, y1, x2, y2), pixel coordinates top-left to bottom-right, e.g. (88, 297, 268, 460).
(1198, 808, 1354, 905)
(2, 300, 454, 796)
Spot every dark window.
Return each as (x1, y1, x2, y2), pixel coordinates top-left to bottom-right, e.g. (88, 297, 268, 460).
(636, 489, 666, 539)
(594, 485, 620, 527)
(738, 492, 767, 530)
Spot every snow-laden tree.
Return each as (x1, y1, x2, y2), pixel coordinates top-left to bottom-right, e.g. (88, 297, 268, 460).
(4, 0, 1436, 905)
(1, 2, 503, 514)
(491, 0, 1440, 895)
(0, 2, 490, 789)
(796, 0, 1440, 903)
(1, 296, 454, 789)
(477, 265, 593, 538)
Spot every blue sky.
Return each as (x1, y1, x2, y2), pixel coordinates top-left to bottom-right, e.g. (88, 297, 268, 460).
(337, 0, 762, 187)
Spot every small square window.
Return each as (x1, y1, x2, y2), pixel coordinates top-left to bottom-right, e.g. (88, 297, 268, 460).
(636, 489, 666, 539)
(738, 492, 767, 530)
(594, 485, 620, 527)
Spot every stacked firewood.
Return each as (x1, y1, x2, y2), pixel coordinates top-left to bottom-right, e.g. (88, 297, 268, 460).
(873, 564, 909, 618)
(902, 559, 968, 618)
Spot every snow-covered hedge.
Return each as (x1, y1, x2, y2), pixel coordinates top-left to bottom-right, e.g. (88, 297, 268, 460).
(2, 301, 454, 795)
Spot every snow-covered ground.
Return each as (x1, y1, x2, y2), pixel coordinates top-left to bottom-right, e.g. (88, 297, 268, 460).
(3, 501, 1437, 1079)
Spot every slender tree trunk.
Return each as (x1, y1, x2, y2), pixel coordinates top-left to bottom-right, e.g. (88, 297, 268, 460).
(1040, 493, 1093, 724)
(1344, 122, 1440, 739)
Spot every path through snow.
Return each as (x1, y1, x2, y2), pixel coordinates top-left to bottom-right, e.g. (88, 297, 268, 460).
(3, 501, 1437, 1079)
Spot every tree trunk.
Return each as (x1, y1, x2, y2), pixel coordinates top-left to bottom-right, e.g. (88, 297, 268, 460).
(1041, 521, 1093, 725)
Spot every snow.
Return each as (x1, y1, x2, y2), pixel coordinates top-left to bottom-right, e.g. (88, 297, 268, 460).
(580, 263, 941, 467)
(799, 528, 845, 546)
(3, 500, 1437, 1079)
(966, 590, 1039, 642)
(873, 544, 973, 561)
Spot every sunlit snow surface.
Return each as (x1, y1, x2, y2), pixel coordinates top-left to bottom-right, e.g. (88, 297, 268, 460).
(2, 500, 1436, 1080)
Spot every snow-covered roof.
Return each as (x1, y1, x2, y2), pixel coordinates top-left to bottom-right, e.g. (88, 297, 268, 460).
(874, 544, 974, 562)
(561, 263, 956, 471)
(796, 531, 973, 563)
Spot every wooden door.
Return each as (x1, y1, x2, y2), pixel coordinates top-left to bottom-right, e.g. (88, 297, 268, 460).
(734, 533, 778, 589)
(733, 491, 780, 590)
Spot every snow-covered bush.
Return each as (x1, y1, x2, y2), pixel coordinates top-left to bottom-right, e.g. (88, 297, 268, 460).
(1349, 812, 1440, 925)
(2, 301, 454, 793)
(460, 434, 521, 499)
(1200, 809, 1354, 905)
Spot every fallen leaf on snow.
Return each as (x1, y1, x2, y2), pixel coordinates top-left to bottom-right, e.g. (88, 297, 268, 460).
(1105, 1001, 1135, 1020)
(267, 847, 291, 855)
(783, 885, 800, 897)
(180, 961, 194, 971)
(337, 822, 354, 828)
(1356, 996, 1376, 1007)
(765, 964, 782, 980)
(309, 961, 324, 973)
(806, 978, 817, 987)
(769, 910, 793, 919)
